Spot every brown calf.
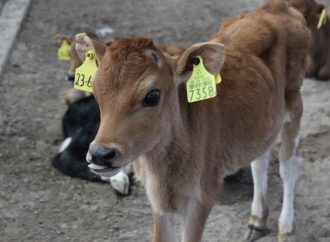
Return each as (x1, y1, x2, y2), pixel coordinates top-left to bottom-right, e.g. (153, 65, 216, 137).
(53, 32, 100, 105)
(288, 0, 330, 80)
(76, 1, 310, 241)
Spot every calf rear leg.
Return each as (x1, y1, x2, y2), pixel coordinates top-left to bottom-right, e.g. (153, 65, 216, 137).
(278, 92, 303, 242)
(246, 151, 271, 242)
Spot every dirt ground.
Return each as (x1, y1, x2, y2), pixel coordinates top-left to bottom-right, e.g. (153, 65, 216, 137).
(0, 0, 330, 241)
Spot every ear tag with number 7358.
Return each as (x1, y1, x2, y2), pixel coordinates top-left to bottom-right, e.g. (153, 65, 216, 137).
(74, 50, 97, 93)
(186, 56, 221, 103)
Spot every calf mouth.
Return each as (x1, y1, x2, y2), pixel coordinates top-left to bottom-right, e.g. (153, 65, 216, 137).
(86, 151, 121, 177)
(88, 163, 121, 177)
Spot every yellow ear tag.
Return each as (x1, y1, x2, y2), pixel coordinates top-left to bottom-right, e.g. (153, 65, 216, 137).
(215, 73, 222, 84)
(57, 40, 71, 61)
(74, 51, 97, 93)
(186, 56, 218, 103)
(317, 8, 327, 29)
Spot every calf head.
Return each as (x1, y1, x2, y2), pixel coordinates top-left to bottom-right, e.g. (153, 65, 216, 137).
(75, 33, 225, 177)
(288, 0, 330, 79)
(53, 32, 100, 81)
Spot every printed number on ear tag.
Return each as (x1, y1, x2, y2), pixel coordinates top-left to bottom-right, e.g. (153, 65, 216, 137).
(317, 8, 327, 29)
(186, 56, 219, 103)
(74, 51, 97, 93)
(57, 40, 71, 61)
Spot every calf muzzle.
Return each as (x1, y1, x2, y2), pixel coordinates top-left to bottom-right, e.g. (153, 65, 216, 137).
(88, 144, 120, 167)
(66, 72, 75, 82)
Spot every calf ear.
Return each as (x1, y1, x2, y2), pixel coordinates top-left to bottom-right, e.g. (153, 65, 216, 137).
(75, 32, 107, 64)
(306, 4, 325, 24)
(52, 34, 71, 47)
(175, 42, 225, 81)
(69, 38, 83, 72)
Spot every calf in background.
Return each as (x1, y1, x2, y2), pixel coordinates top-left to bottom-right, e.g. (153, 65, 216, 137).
(53, 32, 109, 105)
(289, 0, 330, 80)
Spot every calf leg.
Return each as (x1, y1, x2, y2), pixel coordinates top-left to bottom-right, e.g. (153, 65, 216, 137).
(278, 94, 303, 242)
(246, 152, 270, 242)
(181, 198, 214, 242)
(152, 213, 176, 242)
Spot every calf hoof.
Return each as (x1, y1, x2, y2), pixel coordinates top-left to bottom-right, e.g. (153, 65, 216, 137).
(278, 233, 295, 242)
(245, 225, 270, 242)
(318, 65, 330, 81)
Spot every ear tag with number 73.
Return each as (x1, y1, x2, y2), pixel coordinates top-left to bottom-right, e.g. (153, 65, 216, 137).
(186, 56, 220, 103)
(74, 50, 97, 93)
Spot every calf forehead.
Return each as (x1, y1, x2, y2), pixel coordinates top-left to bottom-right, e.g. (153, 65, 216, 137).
(94, 38, 161, 94)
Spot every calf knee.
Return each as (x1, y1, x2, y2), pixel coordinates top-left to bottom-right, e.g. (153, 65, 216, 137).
(279, 155, 302, 183)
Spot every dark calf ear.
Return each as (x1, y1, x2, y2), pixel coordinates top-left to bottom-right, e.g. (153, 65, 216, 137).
(306, 4, 325, 24)
(75, 33, 107, 65)
(176, 42, 225, 82)
(52, 34, 71, 47)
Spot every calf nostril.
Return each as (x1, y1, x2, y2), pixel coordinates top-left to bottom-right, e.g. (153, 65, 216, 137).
(89, 145, 120, 166)
(66, 72, 75, 82)
(103, 148, 119, 161)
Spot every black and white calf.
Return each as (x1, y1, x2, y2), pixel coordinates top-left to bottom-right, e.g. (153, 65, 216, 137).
(51, 95, 133, 195)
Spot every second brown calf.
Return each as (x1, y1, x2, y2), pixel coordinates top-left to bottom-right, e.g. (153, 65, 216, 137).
(289, 0, 330, 80)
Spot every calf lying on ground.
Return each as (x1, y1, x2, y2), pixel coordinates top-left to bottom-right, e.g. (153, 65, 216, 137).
(288, 0, 330, 80)
(76, 1, 310, 241)
(51, 95, 133, 195)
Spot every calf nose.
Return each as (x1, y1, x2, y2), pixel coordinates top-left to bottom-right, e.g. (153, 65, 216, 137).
(88, 145, 120, 167)
(66, 72, 75, 82)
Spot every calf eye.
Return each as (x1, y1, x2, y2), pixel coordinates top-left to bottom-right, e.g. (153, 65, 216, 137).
(142, 89, 160, 107)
